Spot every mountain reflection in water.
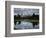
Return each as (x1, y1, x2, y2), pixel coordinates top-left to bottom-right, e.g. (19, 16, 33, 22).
(14, 21, 39, 30)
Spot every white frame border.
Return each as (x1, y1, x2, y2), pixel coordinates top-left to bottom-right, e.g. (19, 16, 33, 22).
(11, 5, 42, 34)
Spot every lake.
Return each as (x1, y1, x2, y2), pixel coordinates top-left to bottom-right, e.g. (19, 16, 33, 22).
(14, 20, 39, 30)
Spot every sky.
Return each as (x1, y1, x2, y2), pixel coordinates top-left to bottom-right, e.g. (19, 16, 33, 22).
(14, 8, 39, 16)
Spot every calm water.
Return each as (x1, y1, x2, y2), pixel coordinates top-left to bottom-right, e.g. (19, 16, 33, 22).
(14, 21, 39, 30)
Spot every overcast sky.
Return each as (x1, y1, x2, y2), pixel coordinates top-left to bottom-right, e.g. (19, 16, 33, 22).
(14, 8, 39, 16)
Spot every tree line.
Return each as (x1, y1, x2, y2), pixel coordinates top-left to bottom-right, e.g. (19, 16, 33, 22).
(14, 13, 39, 20)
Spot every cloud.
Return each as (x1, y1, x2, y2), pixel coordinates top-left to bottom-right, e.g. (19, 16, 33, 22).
(14, 8, 39, 16)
